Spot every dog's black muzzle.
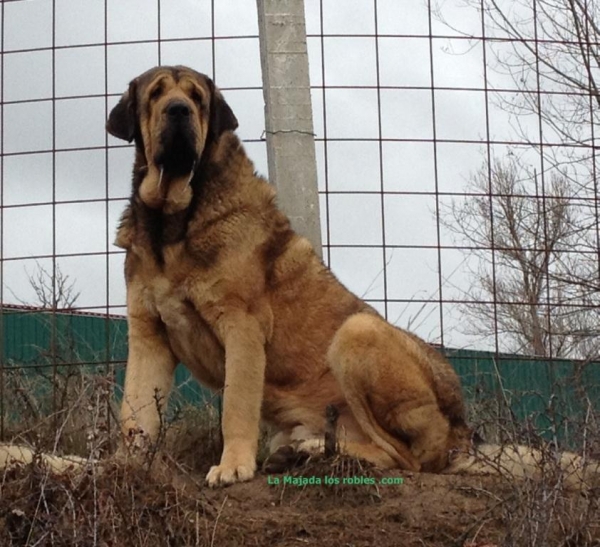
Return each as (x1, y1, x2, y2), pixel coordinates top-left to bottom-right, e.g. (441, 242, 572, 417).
(155, 100, 199, 175)
(166, 100, 191, 122)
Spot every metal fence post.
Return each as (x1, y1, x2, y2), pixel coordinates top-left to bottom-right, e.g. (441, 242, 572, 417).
(257, 0, 322, 257)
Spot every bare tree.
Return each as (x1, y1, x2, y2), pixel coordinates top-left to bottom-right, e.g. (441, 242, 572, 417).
(9, 263, 81, 310)
(434, 0, 600, 277)
(442, 156, 600, 358)
(435, 0, 600, 152)
(434, 0, 600, 357)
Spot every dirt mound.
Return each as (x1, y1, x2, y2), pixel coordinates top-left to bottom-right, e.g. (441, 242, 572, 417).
(1, 453, 598, 547)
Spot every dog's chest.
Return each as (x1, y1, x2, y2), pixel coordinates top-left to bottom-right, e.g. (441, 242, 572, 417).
(134, 242, 191, 323)
(141, 270, 225, 388)
(145, 275, 187, 327)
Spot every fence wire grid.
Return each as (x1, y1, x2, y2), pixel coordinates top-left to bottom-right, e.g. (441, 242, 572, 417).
(0, 0, 599, 440)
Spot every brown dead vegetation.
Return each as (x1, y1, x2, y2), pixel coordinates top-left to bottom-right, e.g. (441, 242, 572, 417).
(0, 369, 599, 547)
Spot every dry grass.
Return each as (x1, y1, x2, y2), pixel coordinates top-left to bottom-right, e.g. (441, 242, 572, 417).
(0, 366, 599, 546)
(1, 460, 204, 546)
(0, 368, 224, 546)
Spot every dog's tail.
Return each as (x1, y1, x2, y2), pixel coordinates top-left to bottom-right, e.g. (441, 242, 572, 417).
(446, 442, 600, 489)
(0, 443, 92, 475)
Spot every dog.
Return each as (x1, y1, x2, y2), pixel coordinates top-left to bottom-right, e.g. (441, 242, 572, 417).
(105, 65, 472, 485)
(104, 65, 598, 489)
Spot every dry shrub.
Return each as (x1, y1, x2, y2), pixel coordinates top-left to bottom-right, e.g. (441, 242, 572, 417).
(0, 369, 229, 547)
(461, 372, 600, 547)
(2, 366, 116, 458)
(161, 403, 223, 475)
(0, 363, 599, 546)
(0, 459, 213, 546)
(499, 476, 600, 546)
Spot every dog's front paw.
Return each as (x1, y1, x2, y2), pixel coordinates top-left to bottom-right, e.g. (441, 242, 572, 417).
(206, 453, 256, 487)
(115, 427, 151, 461)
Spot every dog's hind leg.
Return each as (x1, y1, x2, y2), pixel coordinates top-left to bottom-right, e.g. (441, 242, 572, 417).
(263, 424, 398, 472)
(328, 313, 452, 473)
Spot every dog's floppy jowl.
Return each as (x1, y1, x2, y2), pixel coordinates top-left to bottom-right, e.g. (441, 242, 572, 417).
(107, 66, 237, 214)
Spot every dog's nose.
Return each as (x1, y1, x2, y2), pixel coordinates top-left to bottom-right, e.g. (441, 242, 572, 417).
(166, 101, 190, 119)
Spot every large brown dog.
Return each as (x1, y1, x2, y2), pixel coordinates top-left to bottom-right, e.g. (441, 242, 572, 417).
(106, 65, 472, 486)
(105, 65, 592, 488)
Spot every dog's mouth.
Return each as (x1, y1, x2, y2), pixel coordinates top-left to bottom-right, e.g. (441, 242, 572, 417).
(155, 124, 199, 177)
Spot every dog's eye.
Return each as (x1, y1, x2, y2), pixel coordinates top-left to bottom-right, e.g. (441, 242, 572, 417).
(149, 86, 163, 101)
(191, 90, 204, 107)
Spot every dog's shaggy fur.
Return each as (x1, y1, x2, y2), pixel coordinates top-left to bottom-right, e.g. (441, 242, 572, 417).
(105, 65, 477, 486)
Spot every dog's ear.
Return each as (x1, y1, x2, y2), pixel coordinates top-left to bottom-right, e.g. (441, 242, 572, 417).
(106, 81, 138, 142)
(208, 82, 238, 141)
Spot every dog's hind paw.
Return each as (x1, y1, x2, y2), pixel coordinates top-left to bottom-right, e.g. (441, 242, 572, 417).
(262, 445, 311, 474)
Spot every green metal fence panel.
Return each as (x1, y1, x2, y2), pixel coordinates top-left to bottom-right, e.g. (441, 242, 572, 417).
(446, 348, 600, 444)
(1, 309, 128, 367)
(2, 308, 599, 441)
(1, 308, 217, 408)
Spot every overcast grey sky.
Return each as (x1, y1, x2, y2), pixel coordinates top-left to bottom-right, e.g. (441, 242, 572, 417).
(0, 0, 555, 351)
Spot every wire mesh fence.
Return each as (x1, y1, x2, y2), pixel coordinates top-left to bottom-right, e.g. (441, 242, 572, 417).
(0, 0, 599, 445)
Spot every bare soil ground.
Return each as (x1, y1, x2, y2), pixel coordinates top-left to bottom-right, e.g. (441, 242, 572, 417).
(1, 382, 599, 547)
(1, 452, 598, 547)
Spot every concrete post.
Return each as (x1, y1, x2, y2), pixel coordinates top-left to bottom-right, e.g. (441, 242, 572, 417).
(257, 0, 322, 256)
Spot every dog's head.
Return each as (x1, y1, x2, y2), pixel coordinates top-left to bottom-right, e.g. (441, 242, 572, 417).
(107, 66, 238, 211)
(107, 66, 238, 173)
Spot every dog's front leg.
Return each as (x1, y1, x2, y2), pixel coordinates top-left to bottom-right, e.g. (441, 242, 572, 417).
(120, 307, 177, 456)
(205, 309, 267, 487)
